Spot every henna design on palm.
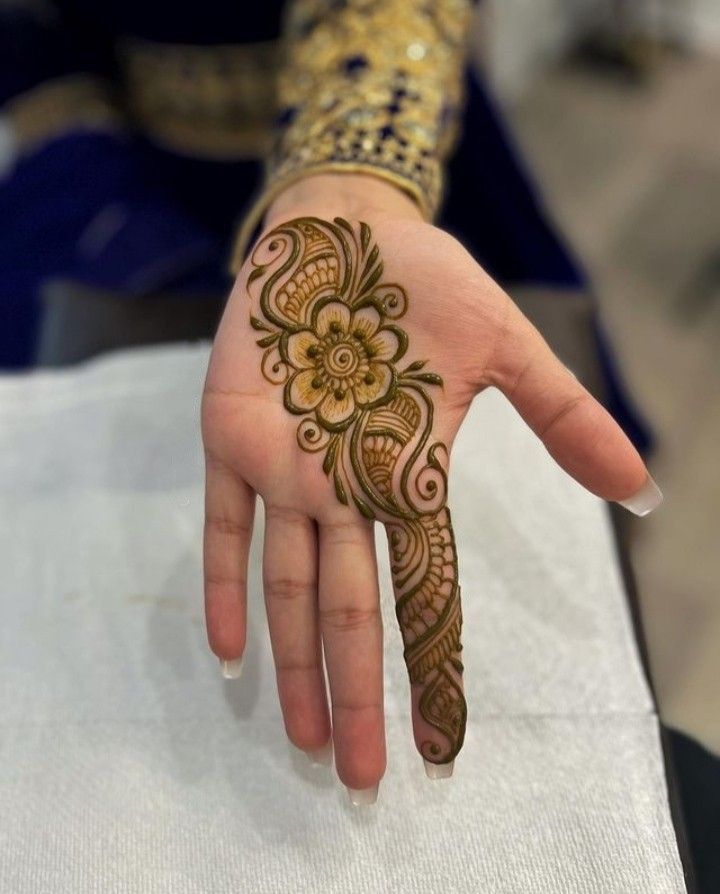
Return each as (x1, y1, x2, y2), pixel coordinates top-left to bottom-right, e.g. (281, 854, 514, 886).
(247, 217, 466, 763)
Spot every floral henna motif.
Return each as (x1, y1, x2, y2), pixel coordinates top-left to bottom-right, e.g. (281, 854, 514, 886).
(284, 300, 405, 428)
(247, 217, 466, 764)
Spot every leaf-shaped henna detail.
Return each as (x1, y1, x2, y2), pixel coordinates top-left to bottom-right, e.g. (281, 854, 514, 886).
(248, 217, 467, 764)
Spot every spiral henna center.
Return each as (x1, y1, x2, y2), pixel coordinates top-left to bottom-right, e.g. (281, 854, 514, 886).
(247, 217, 467, 764)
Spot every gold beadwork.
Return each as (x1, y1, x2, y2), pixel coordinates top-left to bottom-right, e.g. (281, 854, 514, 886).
(3, 76, 122, 156)
(118, 38, 279, 159)
(232, 0, 472, 269)
(274, 0, 471, 215)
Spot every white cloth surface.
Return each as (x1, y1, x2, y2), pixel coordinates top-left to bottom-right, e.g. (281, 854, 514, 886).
(0, 344, 685, 893)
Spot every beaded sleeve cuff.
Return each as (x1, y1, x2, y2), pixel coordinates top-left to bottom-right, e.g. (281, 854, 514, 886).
(232, 0, 472, 271)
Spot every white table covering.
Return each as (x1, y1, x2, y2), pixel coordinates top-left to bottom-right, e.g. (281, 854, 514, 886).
(0, 344, 686, 893)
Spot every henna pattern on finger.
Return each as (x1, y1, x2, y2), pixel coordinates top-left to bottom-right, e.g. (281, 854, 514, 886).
(247, 217, 466, 763)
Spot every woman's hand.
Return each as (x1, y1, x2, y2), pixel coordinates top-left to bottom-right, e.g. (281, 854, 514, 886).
(201, 175, 658, 803)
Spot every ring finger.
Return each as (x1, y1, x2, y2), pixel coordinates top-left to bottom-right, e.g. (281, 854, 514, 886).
(263, 503, 331, 757)
(318, 512, 385, 801)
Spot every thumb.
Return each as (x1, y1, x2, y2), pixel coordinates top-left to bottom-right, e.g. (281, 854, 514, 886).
(484, 302, 662, 515)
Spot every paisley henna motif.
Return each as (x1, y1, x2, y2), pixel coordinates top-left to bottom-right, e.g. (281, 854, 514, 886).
(247, 217, 466, 764)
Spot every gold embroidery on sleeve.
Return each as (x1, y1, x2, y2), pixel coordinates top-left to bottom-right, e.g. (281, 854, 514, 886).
(231, 0, 472, 269)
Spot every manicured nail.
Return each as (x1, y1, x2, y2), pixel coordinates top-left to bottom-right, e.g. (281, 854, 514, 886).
(617, 474, 663, 517)
(220, 657, 243, 679)
(424, 759, 454, 780)
(307, 741, 333, 767)
(347, 784, 379, 806)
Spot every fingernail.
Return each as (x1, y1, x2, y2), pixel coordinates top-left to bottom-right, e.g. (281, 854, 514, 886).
(347, 784, 379, 806)
(220, 657, 243, 679)
(307, 741, 333, 767)
(424, 759, 454, 780)
(617, 474, 663, 517)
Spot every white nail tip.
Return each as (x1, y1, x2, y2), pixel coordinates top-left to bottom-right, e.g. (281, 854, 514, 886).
(220, 658, 244, 680)
(307, 741, 333, 767)
(424, 759, 454, 780)
(347, 785, 379, 806)
(617, 475, 664, 517)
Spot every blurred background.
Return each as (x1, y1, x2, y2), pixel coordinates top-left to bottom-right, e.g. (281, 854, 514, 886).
(485, 2, 720, 885)
(1, 0, 718, 887)
(485, 0, 720, 747)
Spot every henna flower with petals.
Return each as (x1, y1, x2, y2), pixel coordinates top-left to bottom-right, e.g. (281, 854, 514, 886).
(283, 300, 406, 428)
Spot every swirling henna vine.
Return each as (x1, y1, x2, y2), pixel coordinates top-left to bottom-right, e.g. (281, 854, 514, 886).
(248, 217, 466, 764)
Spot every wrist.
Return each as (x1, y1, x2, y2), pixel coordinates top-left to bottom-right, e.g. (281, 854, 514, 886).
(264, 173, 424, 229)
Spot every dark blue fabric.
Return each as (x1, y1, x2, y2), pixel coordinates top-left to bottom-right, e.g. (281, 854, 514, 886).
(0, 131, 225, 288)
(0, 271, 41, 367)
(0, 5, 112, 103)
(441, 73, 585, 288)
(58, 0, 283, 44)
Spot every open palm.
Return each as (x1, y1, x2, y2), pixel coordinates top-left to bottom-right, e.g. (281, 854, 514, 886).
(202, 214, 649, 798)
